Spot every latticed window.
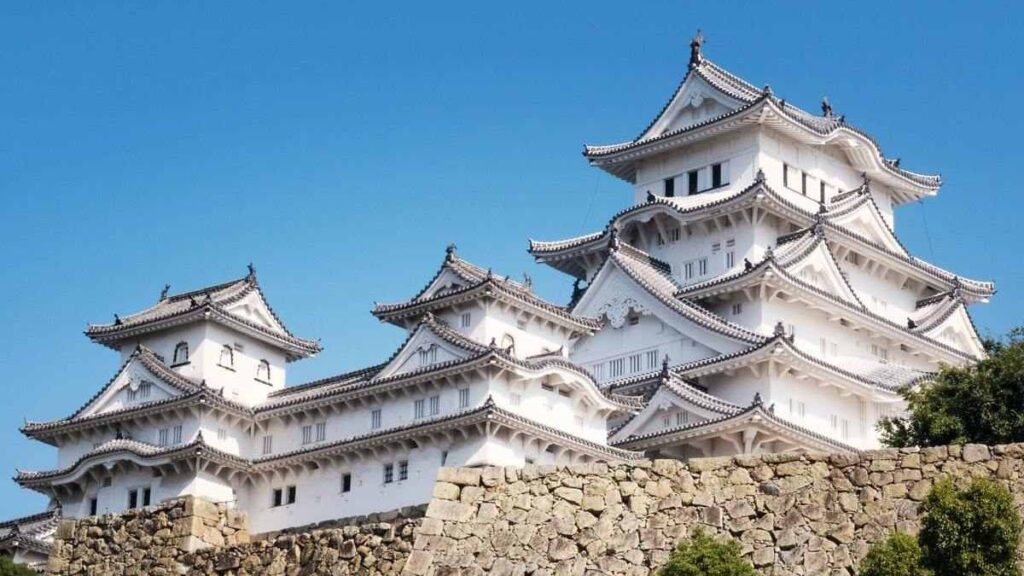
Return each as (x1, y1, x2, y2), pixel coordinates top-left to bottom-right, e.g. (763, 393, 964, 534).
(173, 342, 189, 365)
(219, 345, 234, 368)
(256, 359, 271, 382)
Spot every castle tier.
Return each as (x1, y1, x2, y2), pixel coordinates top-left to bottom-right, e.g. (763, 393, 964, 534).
(10, 35, 993, 536)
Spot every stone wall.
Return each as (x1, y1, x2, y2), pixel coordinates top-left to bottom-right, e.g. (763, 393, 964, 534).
(46, 497, 422, 576)
(46, 443, 1024, 576)
(404, 444, 1024, 575)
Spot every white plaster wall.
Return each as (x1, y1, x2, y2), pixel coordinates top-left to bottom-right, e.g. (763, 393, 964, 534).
(633, 129, 760, 204)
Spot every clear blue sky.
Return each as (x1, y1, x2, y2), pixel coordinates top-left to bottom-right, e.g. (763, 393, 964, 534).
(0, 1, 1020, 518)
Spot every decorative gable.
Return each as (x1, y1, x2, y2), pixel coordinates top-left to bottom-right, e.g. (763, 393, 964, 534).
(918, 304, 986, 359)
(77, 359, 184, 419)
(223, 289, 288, 334)
(641, 73, 747, 141)
(374, 321, 482, 380)
(610, 381, 737, 443)
(417, 268, 473, 302)
(784, 240, 863, 307)
(828, 199, 906, 255)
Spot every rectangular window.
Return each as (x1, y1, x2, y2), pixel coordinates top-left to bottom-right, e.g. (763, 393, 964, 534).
(662, 415, 671, 428)
(429, 395, 440, 416)
(383, 463, 394, 484)
(698, 258, 708, 276)
(286, 486, 296, 505)
(711, 163, 723, 188)
(302, 425, 313, 445)
(669, 228, 681, 242)
(459, 387, 470, 409)
(841, 419, 850, 440)
(725, 251, 735, 268)
(128, 489, 138, 510)
(646, 350, 659, 370)
(688, 170, 699, 195)
(820, 180, 827, 203)
(783, 163, 790, 188)
(510, 392, 522, 407)
(592, 363, 605, 380)
(798, 402, 806, 418)
(399, 460, 409, 481)
(138, 382, 152, 400)
(676, 412, 689, 426)
(158, 428, 169, 447)
(89, 498, 98, 516)
(731, 303, 743, 316)
(371, 409, 382, 430)
(217, 428, 228, 441)
(830, 414, 838, 429)
(414, 399, 425, 419)
(684, 262, 695, 280)
(341, 473, 352, 493)
(460, 313, 471, 328)
(315, 422, 326, 442)
(441, 451, 448, 465)
(711, 242, 721, 253)
(262, 435, 273, 455)
(143, 487, 151, 507)
(127, 388, 137, 402)
(272, 488, 283, 507)
(664, 177, 675, 197)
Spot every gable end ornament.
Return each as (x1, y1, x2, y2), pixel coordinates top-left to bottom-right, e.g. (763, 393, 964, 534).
(689, 30, 704, 68)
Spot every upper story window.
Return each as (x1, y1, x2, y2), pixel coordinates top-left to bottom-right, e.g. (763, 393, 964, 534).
(418, 346, 437, 367)
(371, 409, 382, 430)
(460, 313, 471, 329)
(664, 177, 675, 197)
(256, 359, 271, 383)
(458, 387, 470, 409)
(261, 434, 273, 455)
(172, 342, 189, 365)
(219, 345, 234, 369)
(682, 161, 728, 196)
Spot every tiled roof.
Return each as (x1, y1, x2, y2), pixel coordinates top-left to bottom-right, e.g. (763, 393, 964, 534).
(0, 510, 59, 556)
(582, 56, 940, 195)
(373, 247, 600, 331)
(15, 436, 248, 488)
(598, 245, 766, 344)
(612, 396, 858, 453)
(85, 270, 320, 358)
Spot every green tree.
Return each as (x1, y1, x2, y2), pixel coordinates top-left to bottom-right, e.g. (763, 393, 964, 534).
(880, 328, 1024, 447)
(919, 478, 1021, 576)
(859, 532, 930, 576)
(659, 529, 757, 576)
(0, 556, 37, 576)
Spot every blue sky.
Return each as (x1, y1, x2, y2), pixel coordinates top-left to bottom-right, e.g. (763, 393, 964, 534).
(0, 1, 1020, 518)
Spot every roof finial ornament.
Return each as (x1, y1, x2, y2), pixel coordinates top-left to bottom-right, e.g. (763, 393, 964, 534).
(689, 30, 704, 68)
(907, 318, 917, 329)
(522, 272, 533, 291)
(489, 337, 498, 349)
(159, 284, 171, 301)
(821, 96, 833, 118)
(445, 243, 458, 262)
(752, 392, 764, 407)
(570, 278, 584, 305)
(773, 321, 786, 337)
(755, 168, 766, 183)
(486, 267, 494, 280)
(247, 262, 256, 279)
(892, 158, 901, 168)
(661, 355, 670, 378)
(764, 245, 774, 260)
(762, 84, 773, 97)
(861, 172, 870, 189)
(114, 314, 122, 325)
(608, 227, 620, 251)
(646, 191, 656, 203)
(744, 258, 753, 271)
(779, 99, 786, 108)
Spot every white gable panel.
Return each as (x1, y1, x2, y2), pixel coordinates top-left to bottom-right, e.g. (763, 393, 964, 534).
(224, 290, 287, 334)
(79, 361, 184, 418)
(643, 74, 747, 140)
(829, 201, 906, 255)
(920, 305, 986, 359)
(610, 385, 731, 443)
(574, 261, 747, 357)
(374, 326, 477, 380)
(786, 241, 862, 306)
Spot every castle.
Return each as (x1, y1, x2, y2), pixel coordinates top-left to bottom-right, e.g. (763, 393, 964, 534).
(2, 34, 992, 570)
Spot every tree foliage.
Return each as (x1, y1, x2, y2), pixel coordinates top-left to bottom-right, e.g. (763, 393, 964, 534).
(0, 557, 37, 576)
(859, 532, 931, 576)
(659, 529, 757, 576)
(880, 328, 1024, 447)
(919, 478, 1021, 576)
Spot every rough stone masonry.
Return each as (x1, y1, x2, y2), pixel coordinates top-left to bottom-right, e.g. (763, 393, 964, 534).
(45, 443, 1024, 575)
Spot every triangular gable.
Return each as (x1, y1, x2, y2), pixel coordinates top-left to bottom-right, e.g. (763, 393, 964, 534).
(75, 353, 194, 420)
(373, 321, 483, 380)
(827, 197, 907, 255)
(223, 288, 288, 335)
(640, 69, 750, 141)
(416, 267, 477, 302)
(780, 236, 863, 307)
(918, 303, 986, 359)
(610, 380, 738, 442)
(573, 257, 746, 357)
